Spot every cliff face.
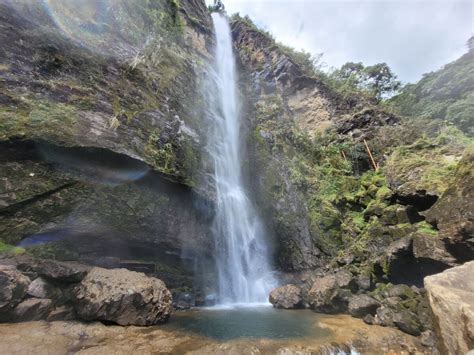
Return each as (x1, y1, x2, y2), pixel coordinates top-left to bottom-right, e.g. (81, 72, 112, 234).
(230, 17, 473, 276)
(0, 0, 216, 290)
(0, 0, 213, 184)
(231, 18, 400, 270)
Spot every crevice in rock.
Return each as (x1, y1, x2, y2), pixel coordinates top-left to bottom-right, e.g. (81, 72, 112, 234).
(394, 193, 438, 212)
(0, 182, 78, 216)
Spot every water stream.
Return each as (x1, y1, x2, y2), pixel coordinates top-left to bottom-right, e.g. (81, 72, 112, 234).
(208, 13, 275, 304)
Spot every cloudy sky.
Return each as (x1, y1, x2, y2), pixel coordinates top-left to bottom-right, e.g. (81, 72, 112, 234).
(206, 0, 473, 83)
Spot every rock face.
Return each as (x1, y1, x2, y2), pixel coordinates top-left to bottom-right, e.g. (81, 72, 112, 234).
(426, 148, 474, 262)
(424, 261, 474, 355)
(377, 235, 455, 287)
(0, 0, 215, 294)
(269, 284, 303, 309)
(74, 267, 173, 326)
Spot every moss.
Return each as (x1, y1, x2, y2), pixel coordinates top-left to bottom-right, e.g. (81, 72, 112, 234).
(414, 221, 438, 236)
(385, 128, 472, 196)
(0, 99, 78, 141)
(0, 241, 25, 255)
(144, 130, 176, 175)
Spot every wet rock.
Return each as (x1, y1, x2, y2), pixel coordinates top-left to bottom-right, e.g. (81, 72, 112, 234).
(424, 261, 474, 355)
(74, 267, 173, 326)
(0, 265, 30, 313)
(308, 275, 347, 313)
(11, 298, 53, 322)
(269, 284, 303, 309)
(348, 294, 380, 318)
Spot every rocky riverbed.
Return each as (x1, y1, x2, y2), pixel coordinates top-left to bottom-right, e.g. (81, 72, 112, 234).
(0, 313, 429, 354)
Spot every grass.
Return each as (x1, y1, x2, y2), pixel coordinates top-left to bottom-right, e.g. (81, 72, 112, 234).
(0, 241, 25, 255)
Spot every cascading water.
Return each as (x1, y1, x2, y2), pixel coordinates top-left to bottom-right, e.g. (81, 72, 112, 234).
(208, 13, 275, 304)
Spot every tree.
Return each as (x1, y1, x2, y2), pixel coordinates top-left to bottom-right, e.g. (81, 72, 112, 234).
(329, 62, 401, 101)
(337, 62, 364, 81)
(362, 63, 401, 100)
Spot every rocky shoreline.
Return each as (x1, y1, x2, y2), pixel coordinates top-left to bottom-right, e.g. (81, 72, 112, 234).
(0, 254, 172, 325)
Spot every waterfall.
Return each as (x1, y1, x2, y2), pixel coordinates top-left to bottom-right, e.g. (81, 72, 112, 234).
(208, 13, 275, 304)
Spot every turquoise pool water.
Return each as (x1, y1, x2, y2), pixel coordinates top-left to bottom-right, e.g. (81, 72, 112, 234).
(163, 305, 331, 341)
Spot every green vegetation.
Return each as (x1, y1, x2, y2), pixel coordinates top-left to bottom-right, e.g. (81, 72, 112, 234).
(0, 241, 25, 255)
(325, 62, 401, 101)
(389, 48, 474, 135)
(253, 91, 471, 260)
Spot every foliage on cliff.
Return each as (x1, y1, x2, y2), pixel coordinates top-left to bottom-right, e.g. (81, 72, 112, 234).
(388, 48, 474, 135)
(234, 14, 473, 271)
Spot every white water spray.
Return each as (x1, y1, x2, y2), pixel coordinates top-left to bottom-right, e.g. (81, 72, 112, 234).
(208, 13, 275, 304)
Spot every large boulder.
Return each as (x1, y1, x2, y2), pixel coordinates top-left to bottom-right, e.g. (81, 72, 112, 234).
(74, 267, 173, 326)
(269, 284, 303, 309)
(308, 275, 349, 313)
(424, 261, 474, 355)
(0, 265, 30, 314)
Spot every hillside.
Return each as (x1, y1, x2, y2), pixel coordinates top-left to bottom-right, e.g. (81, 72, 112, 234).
(389, 48, 474, 135)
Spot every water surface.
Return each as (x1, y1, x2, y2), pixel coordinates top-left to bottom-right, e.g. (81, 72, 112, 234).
(164, 306, 331, 341)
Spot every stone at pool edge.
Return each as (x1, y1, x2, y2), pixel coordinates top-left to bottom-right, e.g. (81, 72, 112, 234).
(424, 261, 474, 355)
(269, 284, 304, 309)
(74, 267, 173, 326)
(1, 256, 174, 326)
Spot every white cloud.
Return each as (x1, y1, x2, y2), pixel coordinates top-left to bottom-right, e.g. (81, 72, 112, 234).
(206, 0, 473, 82)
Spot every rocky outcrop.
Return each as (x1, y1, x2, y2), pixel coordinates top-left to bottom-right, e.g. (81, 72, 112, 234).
(75, 267, 172, 326)
(335, 108, 400, 141)
(425, 148, 474, 262)
(385, 139, 464, 210)
(424, 261, 474, 355)
(0, 1, 212, 183)
(377, 235, 455, 287)
(269, 284, 303, 309)
(0, 255, 172, 325)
